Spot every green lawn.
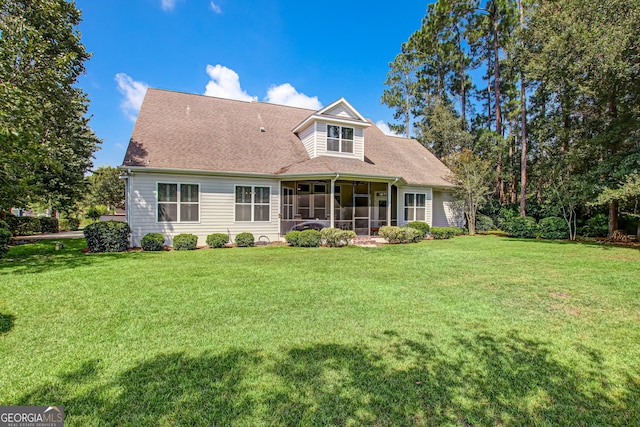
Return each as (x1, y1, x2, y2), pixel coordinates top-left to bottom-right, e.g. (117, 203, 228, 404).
(1, 236, 639, 426)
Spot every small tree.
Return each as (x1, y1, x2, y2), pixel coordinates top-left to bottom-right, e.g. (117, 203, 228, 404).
(590, 173, 640, 240)
(446, 149, 493, 235)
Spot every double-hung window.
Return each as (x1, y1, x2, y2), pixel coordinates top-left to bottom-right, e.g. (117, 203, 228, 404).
(404, 193, 426, 222)
(327, 125, 354, 153)
(235, 185, 271, 222)
(158, 183, 199, 222)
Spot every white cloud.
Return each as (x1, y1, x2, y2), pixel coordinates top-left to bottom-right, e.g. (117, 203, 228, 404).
(160, 0, 178, 11)
(209, 1, 222, 13)
(264, 83, 322, 109)
(115, 73, 149, 122)
(204, 64, 257, 102)
(376, 120, 403, 137)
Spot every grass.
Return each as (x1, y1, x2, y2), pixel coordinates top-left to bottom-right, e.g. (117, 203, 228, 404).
(0, 236, 639, 426)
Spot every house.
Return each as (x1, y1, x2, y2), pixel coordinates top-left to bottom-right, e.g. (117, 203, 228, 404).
(120, 88, 462, 247)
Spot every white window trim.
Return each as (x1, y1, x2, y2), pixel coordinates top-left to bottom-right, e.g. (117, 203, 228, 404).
(404, 191, 428, 223)
(234, 185, 272, 222)
(156, 182, 201, 223)
(327, 124, 355, 154)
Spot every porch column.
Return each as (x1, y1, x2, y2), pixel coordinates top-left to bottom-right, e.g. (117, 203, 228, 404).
(330, 176, 337, 228)
(387, 181, 392, 226)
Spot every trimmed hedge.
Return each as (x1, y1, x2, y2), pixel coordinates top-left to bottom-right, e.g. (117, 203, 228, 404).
(173, 234, 198, 250)
(504, 216, 538, 238)
(321, 228, 356, 247)
(206, 233, 229, 248)
(235, 232, 254, 247)
(430, 227, 463, 240)
(379, 226, 422, 244)
(39, 217, 59, 234)
(406, 221, 430, 238)
(285, 230, 301, 247)
(298, 229, 322, 247)
(0, 228, 12, 259)
(6, 215, 41, 236)
(539, 217, 569, 240)
(84, 221, 130, 252)
(141, 233, 165, 251)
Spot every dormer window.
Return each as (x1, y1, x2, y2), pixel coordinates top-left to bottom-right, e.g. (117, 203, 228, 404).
(327, 125, 354, 154)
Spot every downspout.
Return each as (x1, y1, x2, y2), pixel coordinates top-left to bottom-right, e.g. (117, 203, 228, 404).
(388, 178, 399, 226)
(330, 173, 340, 228)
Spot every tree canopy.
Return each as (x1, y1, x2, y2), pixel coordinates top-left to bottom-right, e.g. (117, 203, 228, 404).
(0, 0, 100, 213)
(383, 0, 640, 236)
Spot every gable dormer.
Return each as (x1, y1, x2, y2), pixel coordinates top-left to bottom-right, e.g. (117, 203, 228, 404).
(293, 98, 371, 161)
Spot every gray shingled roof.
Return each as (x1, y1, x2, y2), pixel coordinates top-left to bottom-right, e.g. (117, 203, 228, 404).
(122, 88, 454, 187)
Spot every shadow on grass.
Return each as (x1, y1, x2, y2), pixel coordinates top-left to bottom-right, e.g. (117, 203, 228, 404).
(0, 312, 15, 335)
(16, 331, 640, 426)
(0, 239, 150, 276)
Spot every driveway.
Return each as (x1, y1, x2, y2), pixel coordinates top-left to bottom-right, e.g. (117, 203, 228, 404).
(13, 231, 84, 241)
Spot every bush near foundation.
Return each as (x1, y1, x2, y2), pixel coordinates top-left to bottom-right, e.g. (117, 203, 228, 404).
(235, 232, 254, 247)
(84, 221, 130, 252)
(172, 234, 198, 250)
(206, 233, 229, 248)
(141, 233, 165, 251)
(321, 228, 356, 247)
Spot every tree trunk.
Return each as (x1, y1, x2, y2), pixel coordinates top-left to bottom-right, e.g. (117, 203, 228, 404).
(491, 5, 504, 204)
(608, 200, 619, 237)
(519, 0, 527, 217)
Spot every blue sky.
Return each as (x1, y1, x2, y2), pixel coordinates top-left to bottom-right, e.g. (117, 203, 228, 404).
(76, 0, 431, 168)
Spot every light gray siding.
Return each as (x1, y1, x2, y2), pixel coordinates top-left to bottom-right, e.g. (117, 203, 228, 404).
(299, 123, 315, 158)
(127, 172, 281, 247)
(325, 104, 355, 119)
(432, 190, 465, 227)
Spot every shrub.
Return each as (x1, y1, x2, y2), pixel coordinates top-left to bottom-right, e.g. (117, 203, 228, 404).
(39, 217, 59, 234)
(285, 230, 301, 247)
(67, 217, 80, 231)
(86, 205, 109, 222)
(206, 233, 229, 248)
(379, 226, 422, 244)
(406, 221, 430, 238)
(504, 216, 538, 238)
(476, 215, 495, 233)
(172, 234, 198, 250)
(141, 233, 165, 251)
(496, 206, 519, 230)
(235, 232, 254, 247)
(58, 219, 69, 232)
(579, 214, 608, 237)
(430, 226, 460, 240)
(298, 229, 322, 247)
(321, 228, 356, 247)
(84, 221, 130, 252)
(539, 217, 569, 240)
(5, 216, 41, 236)
(0, 220, 8, 230)
(0, 228, 12, 259)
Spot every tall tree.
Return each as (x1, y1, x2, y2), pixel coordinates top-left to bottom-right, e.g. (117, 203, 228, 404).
(381, 52, 419, 137)
(0, 0, 100, 213)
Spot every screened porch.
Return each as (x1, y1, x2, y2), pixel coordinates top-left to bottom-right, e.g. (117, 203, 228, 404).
(280, 180, 398, 236)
